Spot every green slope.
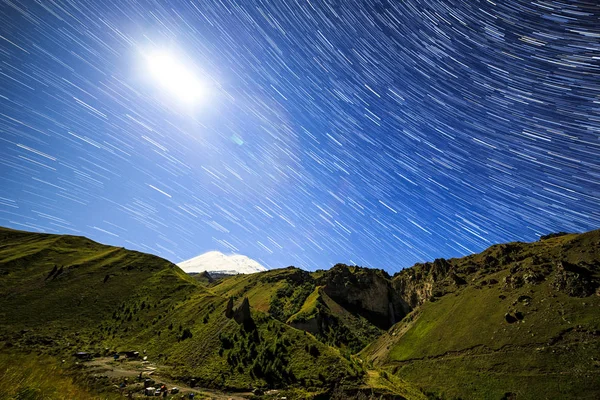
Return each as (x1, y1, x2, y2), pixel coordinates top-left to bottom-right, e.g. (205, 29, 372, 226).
(211, 265, 397, 353)
(5, 225, 597, 398)
(362, 230, 600, 399)
(0, 227, 368, 397)
(287, 287, 383, 353)
(0, 227, 198, 330)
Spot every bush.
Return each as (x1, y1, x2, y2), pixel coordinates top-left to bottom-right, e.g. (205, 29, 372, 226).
(180, 328, 192, 341)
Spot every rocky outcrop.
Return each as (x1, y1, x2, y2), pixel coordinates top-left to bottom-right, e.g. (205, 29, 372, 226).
(552, 261, 597, 297)
(225, 297, 234, 318)
(233, 297, 251, 323)
(392, 258, 463, 309)
(199, 271, 214, 283)
(503, 274, 524, 289)
(318, 264, 406, 329)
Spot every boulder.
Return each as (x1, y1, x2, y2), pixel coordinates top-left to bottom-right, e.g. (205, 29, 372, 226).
(505, 313, 518, 324)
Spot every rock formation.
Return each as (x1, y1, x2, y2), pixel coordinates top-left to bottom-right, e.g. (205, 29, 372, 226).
(225, 296, 234, 318)
(318, 264, 406, 329)
(233, 297, 253, 326)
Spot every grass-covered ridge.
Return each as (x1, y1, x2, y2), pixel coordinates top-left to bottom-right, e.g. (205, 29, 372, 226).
(211, 264, 398, 353)
(0, 227, 375, 398)
(362, 229, 600, 399)
(2, 226, 599, 399)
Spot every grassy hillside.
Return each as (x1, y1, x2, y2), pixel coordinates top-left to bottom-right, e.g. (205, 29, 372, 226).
(0, 227, 198, 344)
(287, 287, 383, 353)
(211, 267, 313, 317)
(362, 230, 600, 399)
(0, 227, 373, 398)
(3, 226, 598, 399)
(0, 352, 122, 400)
(211, 265, 394, 353)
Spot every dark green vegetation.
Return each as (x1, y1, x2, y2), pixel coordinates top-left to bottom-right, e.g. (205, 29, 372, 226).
(1, 226, 599, 399)
(211, 265, 394, 353)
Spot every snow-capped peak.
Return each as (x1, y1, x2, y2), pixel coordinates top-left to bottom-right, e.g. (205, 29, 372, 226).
(177, 251, 267, 275)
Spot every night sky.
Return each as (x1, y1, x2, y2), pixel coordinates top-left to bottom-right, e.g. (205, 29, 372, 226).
(1, 0, 599, 272)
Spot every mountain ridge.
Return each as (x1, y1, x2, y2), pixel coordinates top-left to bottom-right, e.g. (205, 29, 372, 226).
(1, 226, 599, 399)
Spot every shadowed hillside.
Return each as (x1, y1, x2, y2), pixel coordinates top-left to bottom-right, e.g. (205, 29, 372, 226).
(211, 264, 401, 352)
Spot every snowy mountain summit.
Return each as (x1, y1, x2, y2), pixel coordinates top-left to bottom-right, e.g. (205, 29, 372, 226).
(177, 251, 267, 275)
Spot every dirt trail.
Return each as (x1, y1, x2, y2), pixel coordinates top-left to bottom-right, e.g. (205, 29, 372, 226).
(85, 357, 251, 399)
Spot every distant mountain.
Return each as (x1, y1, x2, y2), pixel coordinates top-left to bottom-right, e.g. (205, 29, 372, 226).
(177, 250, 267, 275)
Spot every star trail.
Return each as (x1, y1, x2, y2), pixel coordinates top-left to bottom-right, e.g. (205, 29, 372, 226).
(1, 0, 599, 272)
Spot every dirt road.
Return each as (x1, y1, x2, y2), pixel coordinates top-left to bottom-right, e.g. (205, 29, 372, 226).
(85, 357, 251, 399)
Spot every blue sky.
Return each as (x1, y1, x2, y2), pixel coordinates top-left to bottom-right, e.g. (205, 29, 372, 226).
(1, 0, 599, 272)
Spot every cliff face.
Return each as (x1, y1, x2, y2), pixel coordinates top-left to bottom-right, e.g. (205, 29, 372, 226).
(311, 260, 464, 331)
(317, 264, 406, 329)
(390, 231, 600, 312)
(392, 258, 462, 309)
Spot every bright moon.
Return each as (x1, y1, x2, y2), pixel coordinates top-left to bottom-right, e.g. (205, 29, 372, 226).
(146, 51, 204, 104)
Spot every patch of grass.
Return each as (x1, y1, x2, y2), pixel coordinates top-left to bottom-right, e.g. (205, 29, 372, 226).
(394, 341, 600, 400)
(365, 369, 427, 400)
(0, 352, 121, 400)
(287, 286, 321, 323)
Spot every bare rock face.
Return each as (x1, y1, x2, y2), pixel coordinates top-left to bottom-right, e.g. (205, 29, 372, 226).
(552, 261, 597, 297)
(318, 264, 405, 329)
(393, 274, 433, 309)
(392, 258, 460, 309)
